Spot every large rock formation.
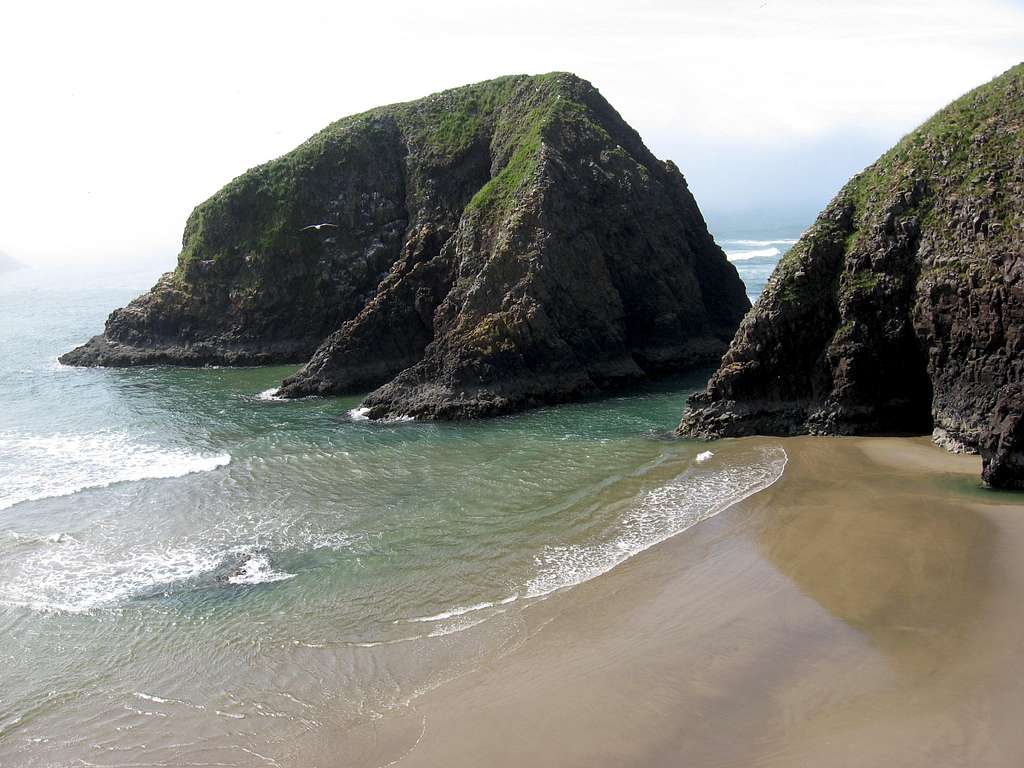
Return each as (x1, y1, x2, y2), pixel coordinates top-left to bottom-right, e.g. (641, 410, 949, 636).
(63, 73, 749, 418)
(679, 63, 1024, 489)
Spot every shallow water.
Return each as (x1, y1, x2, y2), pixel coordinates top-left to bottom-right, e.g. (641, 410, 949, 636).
(0, 241, 789, 765)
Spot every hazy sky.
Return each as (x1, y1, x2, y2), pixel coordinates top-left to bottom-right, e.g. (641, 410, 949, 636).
(2, 0, 1022, 266)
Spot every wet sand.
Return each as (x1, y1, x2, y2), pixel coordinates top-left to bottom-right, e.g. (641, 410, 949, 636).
(350, 436, 1024, 768)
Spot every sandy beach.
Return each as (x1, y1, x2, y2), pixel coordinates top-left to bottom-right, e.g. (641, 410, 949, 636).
(334, 436, 1024, 768)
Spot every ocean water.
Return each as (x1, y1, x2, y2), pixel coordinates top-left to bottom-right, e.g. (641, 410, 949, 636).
(0, 234, 793, 765)
(715, 223, 803, 301)
(721, 238, 799, 300)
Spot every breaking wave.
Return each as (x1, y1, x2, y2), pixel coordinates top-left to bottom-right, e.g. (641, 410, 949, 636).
(390, 446, 787, 631)
(255, 388, 286, 401)
(0, 430, 230, 511)
(0, 539, 228, 613)
(525, 445, 787, 597)
(726, 246, 781, 261)
(720, 238, 798, 247)
(348, 407, 371, 422)
(347, 406, 414, 424)
(226, 552, 296, 585)
(0, 541, 301, 613)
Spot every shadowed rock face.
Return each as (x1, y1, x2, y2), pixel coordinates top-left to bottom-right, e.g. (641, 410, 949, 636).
(679, 63, 1024, 489)
(63, 73, 749, 419)
(981, 384, 1024, 489)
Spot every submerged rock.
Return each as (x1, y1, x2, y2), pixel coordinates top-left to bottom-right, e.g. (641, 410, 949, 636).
(62, 73, 748, 418)
(678, 63, 1024, 489)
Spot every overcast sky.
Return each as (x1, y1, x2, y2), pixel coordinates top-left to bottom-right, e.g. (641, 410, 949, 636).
(2, 0, 1022, 266)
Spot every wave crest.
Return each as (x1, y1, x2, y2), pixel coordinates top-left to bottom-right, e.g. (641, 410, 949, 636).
(525, 445, 787, 597)
(0, 430, 230, 511)
(227, 553, 296, 585)
(726, 246, 781, 261)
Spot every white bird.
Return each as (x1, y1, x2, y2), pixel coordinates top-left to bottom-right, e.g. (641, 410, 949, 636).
(301, 223, 338, 232)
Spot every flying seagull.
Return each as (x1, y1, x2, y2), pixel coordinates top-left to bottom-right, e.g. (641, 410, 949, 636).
(301, 223, 338, 232)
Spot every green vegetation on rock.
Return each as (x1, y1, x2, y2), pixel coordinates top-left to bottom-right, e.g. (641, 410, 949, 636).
(61, 72, 749, 425)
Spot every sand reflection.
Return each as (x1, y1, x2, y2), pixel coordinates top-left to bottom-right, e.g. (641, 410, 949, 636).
(757, 437, 993, 677)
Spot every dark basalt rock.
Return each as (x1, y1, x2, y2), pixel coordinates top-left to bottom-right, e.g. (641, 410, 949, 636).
(981, 384, 1024, 490)
(678, 63, 1024, 489)
(63, 73, 749, 419)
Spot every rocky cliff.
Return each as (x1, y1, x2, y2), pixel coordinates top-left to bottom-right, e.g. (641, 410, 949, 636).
(63, 73, 749, 418)
(679, 64, 1024, 489)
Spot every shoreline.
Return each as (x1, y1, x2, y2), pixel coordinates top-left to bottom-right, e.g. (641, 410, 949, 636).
(326, 436, 1024, 768)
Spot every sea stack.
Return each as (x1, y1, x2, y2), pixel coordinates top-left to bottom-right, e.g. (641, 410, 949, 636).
(678, 64, 1024, 489)
(62, 73, 749, 419)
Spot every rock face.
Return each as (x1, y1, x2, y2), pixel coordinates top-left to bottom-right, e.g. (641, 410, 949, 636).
(679, 64, 1024, 489)
(63, 73, 749, 418)
(981, 383, 1024, 489)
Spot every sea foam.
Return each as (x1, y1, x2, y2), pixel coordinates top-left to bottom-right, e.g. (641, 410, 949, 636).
(0, 542, 297, 613)
(403, 600, 501, 623)
(0, 430, 230, 511)
(348, 407, 371, 422)
(720, 238, 798, 247)
(227, 552, 296, 585)
(525, 445, 787, 597)
(347, 406, 415, 424)
(0, 539, 228, 613)
(726, 246, 781, 261)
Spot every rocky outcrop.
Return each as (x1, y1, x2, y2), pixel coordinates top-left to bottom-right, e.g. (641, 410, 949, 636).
(678, 64, 1024, 489)
(981, 384, 1024, 489)
(64, 73, 749, 419)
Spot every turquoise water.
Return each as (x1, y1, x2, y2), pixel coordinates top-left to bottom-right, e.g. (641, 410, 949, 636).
(0, 238, 790, 765)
